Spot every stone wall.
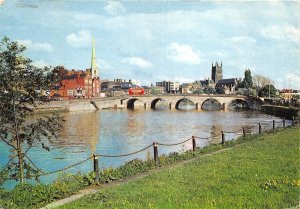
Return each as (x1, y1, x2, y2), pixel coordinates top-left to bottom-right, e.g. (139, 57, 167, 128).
(68, 100, 97, 111)
(34, 100, 97, 112)
(34, 101, 69, 112)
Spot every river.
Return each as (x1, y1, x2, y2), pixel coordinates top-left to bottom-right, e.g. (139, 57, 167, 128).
(0, 106, 290, 188)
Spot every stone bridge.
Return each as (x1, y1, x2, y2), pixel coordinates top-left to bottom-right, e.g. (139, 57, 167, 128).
(92, 95, 263, 110)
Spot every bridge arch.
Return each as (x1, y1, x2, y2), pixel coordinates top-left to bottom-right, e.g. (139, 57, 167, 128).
(127, 98, 139, 109)
(227, 98, 249, 109)
(201, 98, 222, 110)
(175, 98, 196, 109)
(150, 98, 164, 109)
(245, 97, 264, 110)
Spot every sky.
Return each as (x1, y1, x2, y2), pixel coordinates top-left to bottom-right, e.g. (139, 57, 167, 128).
(0, 0, 299, 89)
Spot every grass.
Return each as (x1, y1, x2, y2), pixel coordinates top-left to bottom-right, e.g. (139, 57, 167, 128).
(58, 127, 300, 209)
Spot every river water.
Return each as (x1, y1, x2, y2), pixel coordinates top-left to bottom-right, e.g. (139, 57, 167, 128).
(0, 106, 290, 188)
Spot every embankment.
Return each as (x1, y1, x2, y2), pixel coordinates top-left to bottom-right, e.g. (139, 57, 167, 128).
(33, 100, 96, 112)
(32, 98, 126, 112)
(262, 105, 300, 120)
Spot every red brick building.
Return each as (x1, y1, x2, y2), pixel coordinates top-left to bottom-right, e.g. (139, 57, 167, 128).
(51, 37, 101, 99)
(52, 67, 100, 99)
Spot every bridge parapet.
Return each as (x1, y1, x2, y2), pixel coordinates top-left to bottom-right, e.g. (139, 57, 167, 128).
(91, 95, 262, 110)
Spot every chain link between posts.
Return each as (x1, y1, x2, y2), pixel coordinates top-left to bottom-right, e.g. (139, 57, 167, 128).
(41, 156, 93, 176)
(157, 137, 191, 146)
(96, 144, 153, 158)
(24, 119, 287, 176)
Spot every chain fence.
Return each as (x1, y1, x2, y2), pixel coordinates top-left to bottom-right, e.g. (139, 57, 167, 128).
(2, 118, 293, 177)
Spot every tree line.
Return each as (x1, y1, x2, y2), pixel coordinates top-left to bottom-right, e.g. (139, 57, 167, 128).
(237, 69, 277, 97)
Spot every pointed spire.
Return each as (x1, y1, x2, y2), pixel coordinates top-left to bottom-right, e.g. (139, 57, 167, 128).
(91, 36, 97, 78)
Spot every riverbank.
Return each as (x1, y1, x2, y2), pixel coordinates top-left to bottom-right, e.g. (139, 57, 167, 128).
(1, 127, 298, 209)
(262, 104, 300, 120)
(32, 98, 127, 113)
(57, 127, 300, 209)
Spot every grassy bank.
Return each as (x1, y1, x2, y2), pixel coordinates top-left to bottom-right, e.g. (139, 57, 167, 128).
(58, 127, 300, 209)
(0, 127, 299, 208)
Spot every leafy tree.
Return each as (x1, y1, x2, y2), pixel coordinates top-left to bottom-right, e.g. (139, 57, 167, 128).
(215, 87, 225, 94)
(151, 88, 163, 95)
(193, 88, 204, 94)
(253, 74, 273, 89)
(242, 69, 253, 89)
(236, 88, 257, 97)
(203, 87, 215, 94)
(0, 37, 63, 183)
(235, 78, 243, 91)
(258, 84, 277, 97)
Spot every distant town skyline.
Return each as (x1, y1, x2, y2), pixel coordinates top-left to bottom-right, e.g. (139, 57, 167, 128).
(0, 1, 299, 89)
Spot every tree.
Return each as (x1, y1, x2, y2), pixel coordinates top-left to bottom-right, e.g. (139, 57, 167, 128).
(193, 88, 204, 94)
(253, 74, 273, 89)
(235, 78, 243, 91)
(258, 84, 277, 97)
(236, 88, 257, 97)
(0, 37, 63, 183)
(203, 87, 215, 94)
(242, 69, 253, 89)
(215, 87, 225, 94)
(151, 88, 163, 95)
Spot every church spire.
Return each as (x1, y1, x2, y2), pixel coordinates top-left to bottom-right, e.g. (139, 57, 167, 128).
(91, 36, 97, 78)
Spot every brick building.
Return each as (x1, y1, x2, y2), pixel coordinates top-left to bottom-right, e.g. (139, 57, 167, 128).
(51, 37, 101, 99)
(53, 67, 100, 98)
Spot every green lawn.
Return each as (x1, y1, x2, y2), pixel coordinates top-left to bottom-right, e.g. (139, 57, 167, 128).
(58, 127, 300, 209)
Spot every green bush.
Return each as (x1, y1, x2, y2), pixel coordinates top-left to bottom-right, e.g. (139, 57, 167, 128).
(0, 174, 89, 209)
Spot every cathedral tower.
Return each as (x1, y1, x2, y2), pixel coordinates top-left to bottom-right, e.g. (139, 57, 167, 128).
(211, 62, 223, 83)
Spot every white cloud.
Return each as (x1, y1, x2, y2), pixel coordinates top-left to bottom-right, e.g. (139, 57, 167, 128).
(261, 25, 300, 43)
(32, 59, 49, 68)
(3, 2, 299, 86)
(122, 57, 153, 69)
(17, 39, 53, 52)
(0, 0, 5, 5)
(66, 30, 92, 48)
(167, 42, 201, 65)
(104, 1, 125, 16)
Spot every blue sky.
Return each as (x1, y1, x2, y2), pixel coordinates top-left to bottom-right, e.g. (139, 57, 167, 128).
(0, 0, 299, 89)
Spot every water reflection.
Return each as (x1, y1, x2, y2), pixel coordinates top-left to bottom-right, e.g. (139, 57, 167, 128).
(202, 99, 222, 110)
(155, 100, 169, 110)
(178, 100, 195, 110)
(55, 111, 100, 154)
(0, 108, 290, 188)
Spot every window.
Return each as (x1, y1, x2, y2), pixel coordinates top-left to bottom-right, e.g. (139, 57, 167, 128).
(67, 89, 74, 96)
